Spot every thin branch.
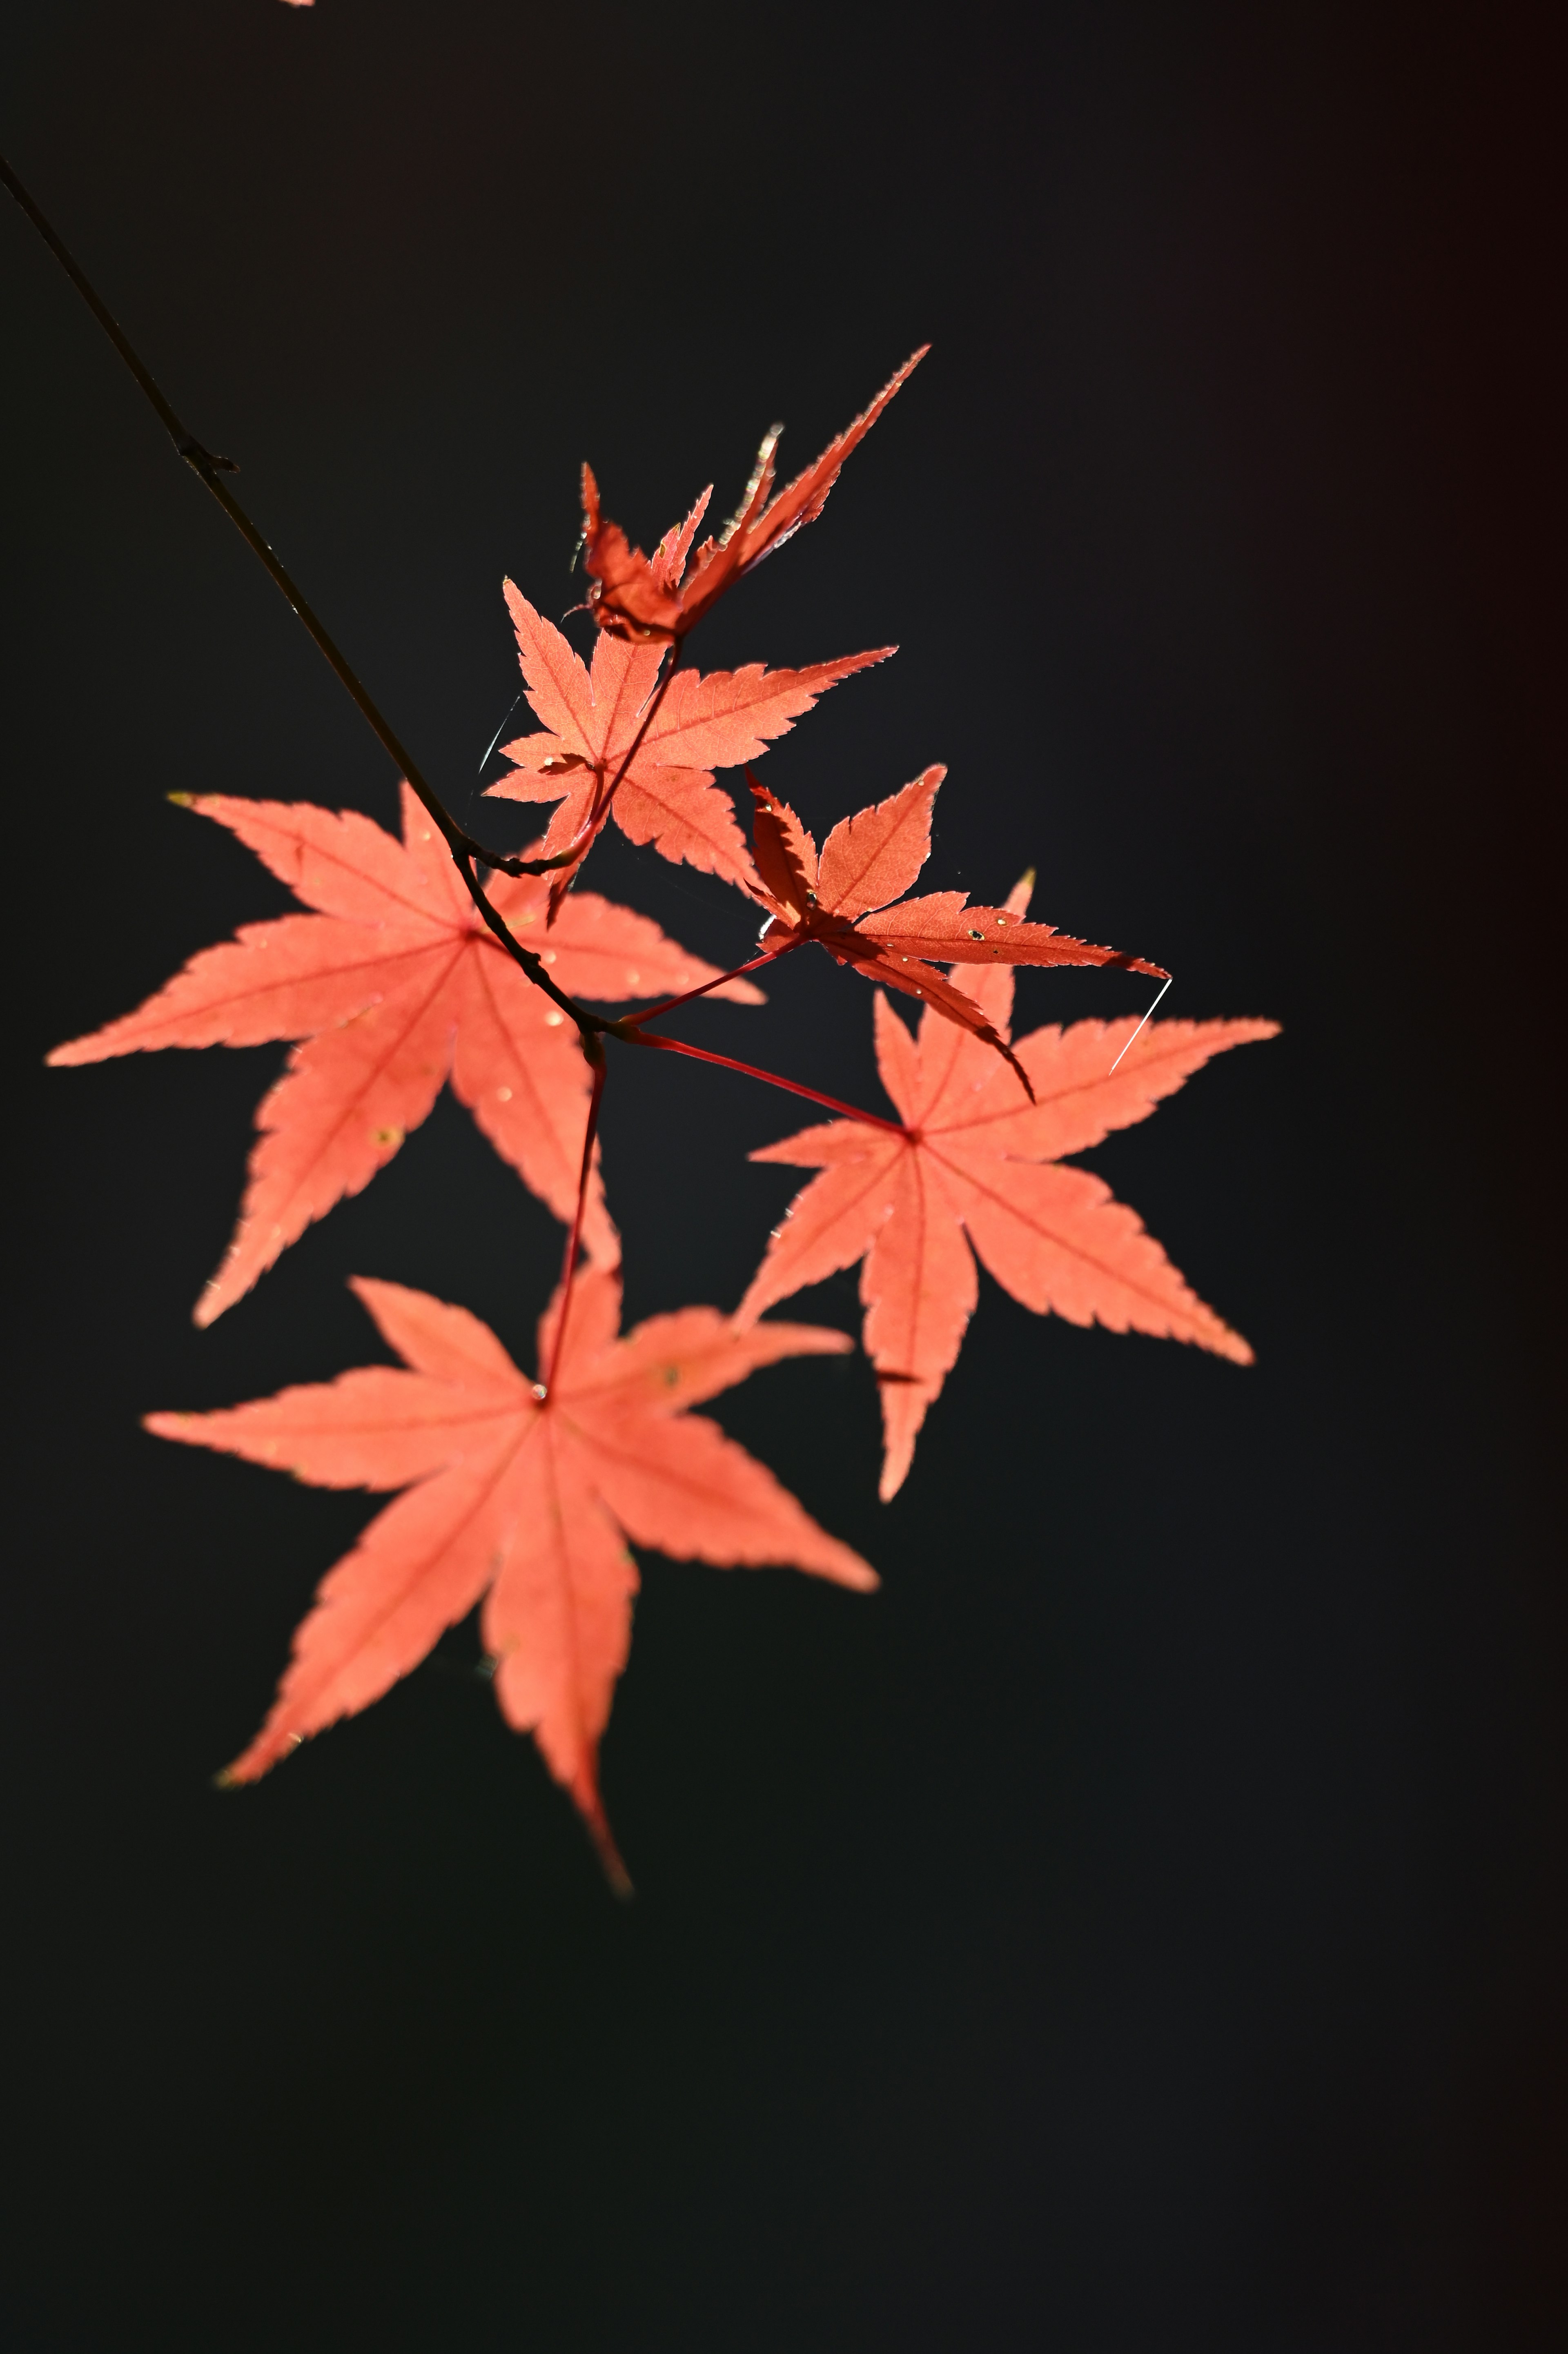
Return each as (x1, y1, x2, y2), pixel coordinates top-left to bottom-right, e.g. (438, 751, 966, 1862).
(1, 149, 223, 470)
(618, 1029, 906, 1137)
(453, 849, 600, 1033)
(543, 1038, 608, 1396)
(4, 153, 912, 1147)
(0, 149, 599, 1034)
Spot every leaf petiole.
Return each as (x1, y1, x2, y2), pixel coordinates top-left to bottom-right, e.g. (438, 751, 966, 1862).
(616, 1029, 905, 1138)
(618, 942, 797, 1029)
(541, 1034, 609, 1397)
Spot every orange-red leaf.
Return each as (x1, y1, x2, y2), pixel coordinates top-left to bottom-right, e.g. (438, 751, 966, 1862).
(745, 770, 1164, 1093)
(581, 350, 927, 641)
(147, 1271, 874, 1878)
(815, 769, 941, 917)
(737, 889, 1277, 1496)
(49, 786, 760, 1322)
(748, 779, 820, 922)
(488, 585, 889, 897)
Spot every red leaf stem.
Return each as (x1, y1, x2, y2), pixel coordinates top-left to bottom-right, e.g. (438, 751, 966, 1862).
(544, 1044, 608, 1396)
(620, 942, 797, 1029)
(620, 1029, 906, 1137)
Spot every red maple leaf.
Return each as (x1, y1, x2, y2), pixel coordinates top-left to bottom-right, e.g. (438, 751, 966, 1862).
(736, 879, 1278, 1497)
(579, 348, 928, 642)
(746, 768, 1166, 1091)
(49, 785, 760, 1324)
(486, 584, 890, 898)
(146, 1269, 875, 1885)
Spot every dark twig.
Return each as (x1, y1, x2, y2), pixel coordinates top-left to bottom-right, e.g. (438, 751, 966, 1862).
(0, 149, 599, 1036)
(543, 1038, 608, 1395)
(2, 152, 900, 1147)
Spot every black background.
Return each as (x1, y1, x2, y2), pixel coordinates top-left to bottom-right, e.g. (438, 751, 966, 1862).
(2, 2, 1563, 2346)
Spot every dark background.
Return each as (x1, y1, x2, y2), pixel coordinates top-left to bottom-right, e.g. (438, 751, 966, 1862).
(2, 2, 1562, 2346)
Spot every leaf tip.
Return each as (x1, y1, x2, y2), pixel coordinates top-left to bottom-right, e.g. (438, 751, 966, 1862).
(166, 791, 194, 807)
(584, 1806, 634, 1900)
(997, 1038, 1036, 1102)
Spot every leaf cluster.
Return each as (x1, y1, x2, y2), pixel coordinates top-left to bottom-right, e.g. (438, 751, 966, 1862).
(47, 345, 1276, 1884)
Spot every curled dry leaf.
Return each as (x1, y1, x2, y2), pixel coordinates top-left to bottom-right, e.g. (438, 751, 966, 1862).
(580, 348, 928, 641)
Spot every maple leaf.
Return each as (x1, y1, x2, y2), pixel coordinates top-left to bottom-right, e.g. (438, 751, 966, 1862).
(486, 583, 891, 899)
(580, 348, 928, 642)
(746, 767, 1166, 1091)
(49, 785, 761, 1325)
(146, 1269, 875, 1885)
(736, 876, 1278, 1498)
